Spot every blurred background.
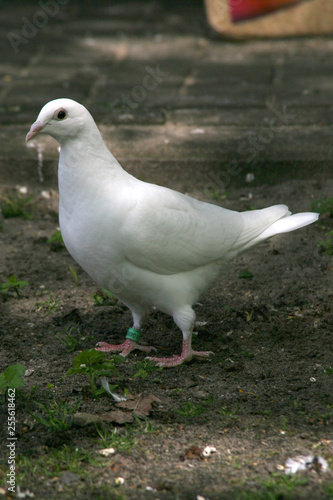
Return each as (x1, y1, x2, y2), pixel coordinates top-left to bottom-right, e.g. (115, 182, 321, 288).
(0, 0, 332, 194)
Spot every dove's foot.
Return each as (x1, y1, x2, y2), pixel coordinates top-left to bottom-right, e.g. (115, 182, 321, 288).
(95, 338, 156, 357)
(147, 338, 214, 367)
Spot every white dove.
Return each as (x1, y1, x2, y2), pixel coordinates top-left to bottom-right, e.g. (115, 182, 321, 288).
(26, 98, 318, 367)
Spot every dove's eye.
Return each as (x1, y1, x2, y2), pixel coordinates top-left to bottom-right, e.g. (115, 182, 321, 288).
(56, 109, 67, 120)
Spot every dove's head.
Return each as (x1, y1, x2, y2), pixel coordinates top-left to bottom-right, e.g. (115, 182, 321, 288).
(26, 98, 95, 143)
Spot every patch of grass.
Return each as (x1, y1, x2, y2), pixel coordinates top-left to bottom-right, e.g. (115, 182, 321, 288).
(54, 325, 82, 353)
(0, 192, 34, 219)
(67, 349, 119, 398)
(95, 420, 155, 452)
(30, 398, 81, 432)
(92, 287, 118, 306)
(238, 269, 253, 279)
(36, 291, 61, 314)
(323, 482, 333, 498)
(241, 350, 254, 359)
(0, 274, 29, 299)
(260, 473, 309, 498)
(220, 405, 241, 428)
(174, 396, 217, 419)
(51, 445, 100, 471)
(323, 366, 333, 376)
(305, 405, 333, 426)
(279, 416, 289, 431)
(317, 230, 333, 255)
(220, 405, 239, 417)
(14, 447, 128, 500)
(312, 196, 333, 218)
(47, 229, 65, 251)
(95, 427, 138, 453)
(175, 400, 206, 418)
(207, 187, 226, 201)
(12, 424, 144, 492)
(133, 360, 162, 380)
(16, 444, 99, 482)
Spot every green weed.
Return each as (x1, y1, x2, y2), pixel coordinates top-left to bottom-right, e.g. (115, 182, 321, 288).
(36, 291, 61, 314)
(244, 310, 253, 322)
(95, 420, 154, 452)
(260, 473, 308, 498)
(317, 230, 333, 255)
(241, 350, 254, 359)
(47, 229, 65, 251)
(220, 405, 239, 418)
(175, 396, 216, 419)
(0, 364, 25, 399)
(30, 398, 81, 432)
(53, 325, 82, 352)
(238, 269, 253, 279)
(69, 265, 79, 285)
(17, 444, 98, 481)
(0, 274, 29, 299)
(95, 427, 138, 453)
(220, 405, 241, 428)
(208, 187, 226, 201)
(323, 482, 333, 498)
(67, 349, 119, 398)
(312, 197, 333, 218)
(93, 287, 118, 306)
(0, 192, 33, 219)
(133, 360, 162, 380)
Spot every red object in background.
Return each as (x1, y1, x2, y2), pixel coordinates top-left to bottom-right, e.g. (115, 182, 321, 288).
(229, 0, 306, 22)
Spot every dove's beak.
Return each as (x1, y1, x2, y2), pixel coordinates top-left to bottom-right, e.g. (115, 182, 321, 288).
(26, 121, 45, 141)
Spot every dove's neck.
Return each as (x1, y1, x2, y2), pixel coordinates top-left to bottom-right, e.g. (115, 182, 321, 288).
(58, 120, 116, 165)
(57, 122, 129, 213)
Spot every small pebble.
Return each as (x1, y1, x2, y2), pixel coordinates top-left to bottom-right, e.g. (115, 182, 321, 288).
(190, 128, 205, 134)
(203, 446, 217, 457)
(245, 173, 255, 183)
(97, 448, 115, 456)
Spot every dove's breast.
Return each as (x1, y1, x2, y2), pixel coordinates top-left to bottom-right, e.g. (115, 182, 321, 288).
(58, 168, 134, 286)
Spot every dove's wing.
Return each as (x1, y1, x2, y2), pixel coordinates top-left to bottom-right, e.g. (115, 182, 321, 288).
(120, 182, 244, 275)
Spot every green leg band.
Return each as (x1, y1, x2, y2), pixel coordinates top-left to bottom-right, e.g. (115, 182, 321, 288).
(126, 328, 141, 342)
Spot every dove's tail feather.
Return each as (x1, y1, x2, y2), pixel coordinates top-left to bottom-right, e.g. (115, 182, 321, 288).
(232, 205, 319, 255)
(257, 211, 319, 241)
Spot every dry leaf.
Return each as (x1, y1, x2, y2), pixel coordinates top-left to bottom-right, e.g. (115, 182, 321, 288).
(180, 445, 203, 461)
(74, 394, 161, 427)
(116, 394, 161, 417)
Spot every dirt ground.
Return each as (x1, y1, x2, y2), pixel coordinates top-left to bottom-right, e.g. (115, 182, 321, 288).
(0, 167, 332, 498)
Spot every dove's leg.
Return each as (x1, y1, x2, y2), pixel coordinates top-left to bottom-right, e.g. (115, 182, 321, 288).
(147, 306, 214, 367)
(95, 310, 156, 357)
